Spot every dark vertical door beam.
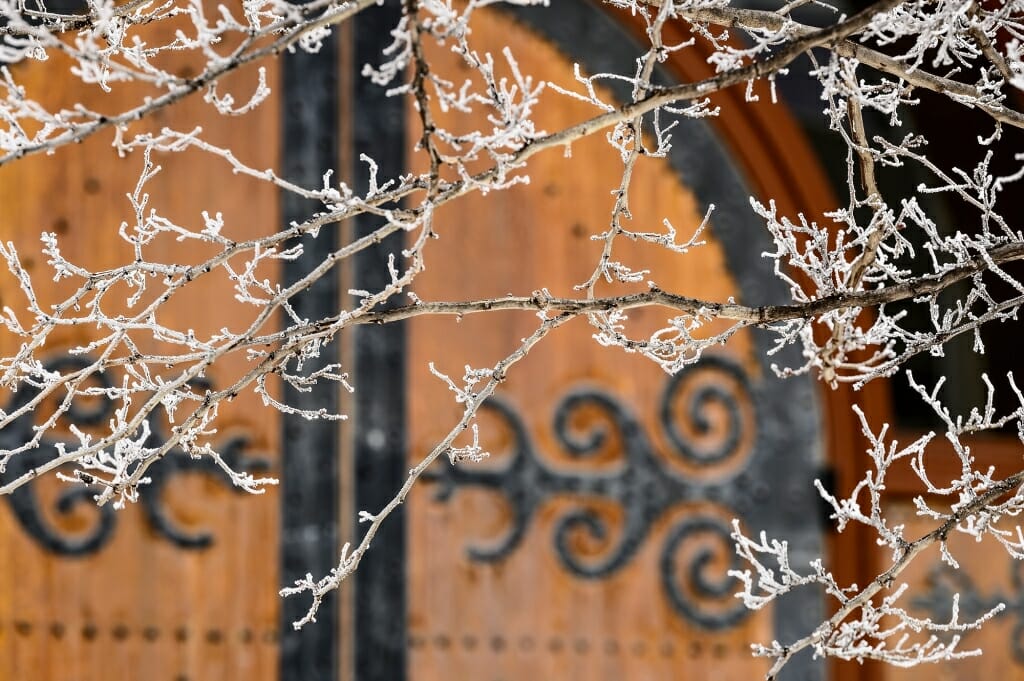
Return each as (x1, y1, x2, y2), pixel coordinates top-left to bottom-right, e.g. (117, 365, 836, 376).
(278, 23, 342, 681)
(352, 2, 409, 680)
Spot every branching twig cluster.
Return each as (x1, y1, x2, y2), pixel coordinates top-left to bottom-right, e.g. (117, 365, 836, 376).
(3, 0, 1024, 676)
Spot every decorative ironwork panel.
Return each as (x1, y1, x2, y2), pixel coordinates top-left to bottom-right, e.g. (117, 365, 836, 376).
(426, 354, 810, 631)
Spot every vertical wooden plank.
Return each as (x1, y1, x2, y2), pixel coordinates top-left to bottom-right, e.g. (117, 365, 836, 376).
(0, 19, 283, 681)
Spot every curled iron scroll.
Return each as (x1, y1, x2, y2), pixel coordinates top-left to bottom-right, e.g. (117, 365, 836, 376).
(552, 390, 656, 577)
(0, 354, 270, 556)
(661, 355, 749, 467)
(0, 355, 116, 555)
(660, 516, 748, 630)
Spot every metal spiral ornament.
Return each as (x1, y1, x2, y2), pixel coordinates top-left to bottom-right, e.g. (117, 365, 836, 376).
(914, 560, 1024, 665)
(0, 355, 116, 556)
(659, 515, 748, 630)
(660, 355, 751, 468)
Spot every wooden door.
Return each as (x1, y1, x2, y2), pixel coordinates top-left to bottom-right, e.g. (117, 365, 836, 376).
(869, 439, 1024, 681)
(0, 26, 284, 681)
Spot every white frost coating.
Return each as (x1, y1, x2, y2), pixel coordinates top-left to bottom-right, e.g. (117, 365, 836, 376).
(2, 0, 1024, 677)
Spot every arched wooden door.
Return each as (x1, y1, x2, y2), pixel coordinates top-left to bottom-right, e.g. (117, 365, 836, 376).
(381, 3, 837, 681)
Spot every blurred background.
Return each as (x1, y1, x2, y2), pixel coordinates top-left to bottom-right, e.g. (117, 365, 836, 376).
(1, 2, 1023, 681)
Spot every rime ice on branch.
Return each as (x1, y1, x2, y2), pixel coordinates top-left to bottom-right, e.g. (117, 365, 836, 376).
(2, 0, 1024, 677)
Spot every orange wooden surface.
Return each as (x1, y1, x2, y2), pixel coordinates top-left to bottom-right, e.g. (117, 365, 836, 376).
(0, 21, 282, 681)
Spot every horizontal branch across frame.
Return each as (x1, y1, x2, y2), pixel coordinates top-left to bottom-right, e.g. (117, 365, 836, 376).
(289, 241, 1024, 328)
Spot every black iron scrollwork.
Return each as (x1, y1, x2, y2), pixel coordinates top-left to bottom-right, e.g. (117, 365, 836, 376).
(661, 357, 748, 467)
(914, 561, 1024, 664)
(0, 355, 270, 556)
(661, 517, 748, 630)
(426, 354, 763, 630)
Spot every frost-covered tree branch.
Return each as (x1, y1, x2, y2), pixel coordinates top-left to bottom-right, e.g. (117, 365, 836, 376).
(4, 0, 1024, 676)
(730, 376, 1024, 677)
